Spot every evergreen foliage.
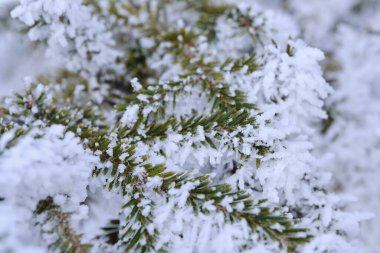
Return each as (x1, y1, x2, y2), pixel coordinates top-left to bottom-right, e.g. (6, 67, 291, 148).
(0, 0, 377, 252)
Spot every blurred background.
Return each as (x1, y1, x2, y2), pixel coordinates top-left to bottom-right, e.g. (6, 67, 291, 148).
(0, 0, 51, 96)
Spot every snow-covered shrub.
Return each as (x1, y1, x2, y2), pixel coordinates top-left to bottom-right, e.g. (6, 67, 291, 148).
(0, 0, 377, 252)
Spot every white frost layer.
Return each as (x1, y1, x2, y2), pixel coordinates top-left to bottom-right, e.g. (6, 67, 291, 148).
(0, 125, 97, 251)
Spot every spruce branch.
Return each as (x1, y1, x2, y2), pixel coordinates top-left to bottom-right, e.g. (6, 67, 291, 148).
(34, 197, 92, 253)
(0, 0, 350, 251)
